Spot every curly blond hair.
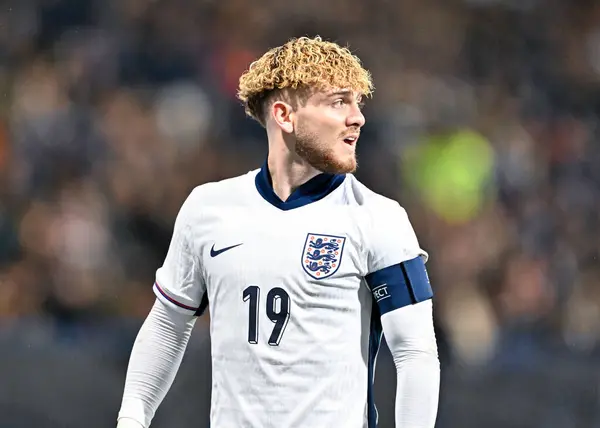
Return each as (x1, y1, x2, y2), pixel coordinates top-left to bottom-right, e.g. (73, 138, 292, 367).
(237, 36, 374, 126)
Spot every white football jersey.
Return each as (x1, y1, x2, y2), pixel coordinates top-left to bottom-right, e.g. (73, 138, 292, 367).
(153, 164, 433, 428)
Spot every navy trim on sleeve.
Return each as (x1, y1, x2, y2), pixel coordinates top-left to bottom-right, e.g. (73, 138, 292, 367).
(195, 293, 209, 317)
(365, 256, 433, 315)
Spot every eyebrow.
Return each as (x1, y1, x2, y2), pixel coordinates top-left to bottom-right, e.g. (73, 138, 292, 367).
(327, 90, 363, 103)
(328, 90, 353, 97)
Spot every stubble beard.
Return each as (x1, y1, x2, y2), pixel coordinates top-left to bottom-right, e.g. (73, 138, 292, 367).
(294, 123, 357, 174)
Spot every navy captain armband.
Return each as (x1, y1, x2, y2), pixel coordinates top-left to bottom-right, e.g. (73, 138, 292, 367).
(365, 256, 433, 315)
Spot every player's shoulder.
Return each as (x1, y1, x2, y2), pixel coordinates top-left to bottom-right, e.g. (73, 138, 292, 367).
(346, 175, 428, 264)
(185, 169, 259, 206)
(344, 174, 406, 216)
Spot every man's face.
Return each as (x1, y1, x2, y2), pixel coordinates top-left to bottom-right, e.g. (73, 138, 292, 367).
(293, 87, 366, 174)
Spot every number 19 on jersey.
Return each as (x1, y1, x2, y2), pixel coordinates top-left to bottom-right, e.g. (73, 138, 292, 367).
(243, 286, 291, 346)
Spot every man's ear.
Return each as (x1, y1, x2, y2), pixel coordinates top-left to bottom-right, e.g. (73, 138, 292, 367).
(271, 100, 295, 134)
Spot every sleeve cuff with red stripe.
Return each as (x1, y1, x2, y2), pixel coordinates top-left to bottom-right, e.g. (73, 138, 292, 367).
(153, 282, 208, 316)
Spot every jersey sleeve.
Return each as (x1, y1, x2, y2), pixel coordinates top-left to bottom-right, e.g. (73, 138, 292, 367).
(365, 201, 433, 315)
(153, 190, 208, 316)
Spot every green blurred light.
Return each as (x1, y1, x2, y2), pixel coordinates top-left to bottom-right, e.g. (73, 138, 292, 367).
(402, 129, 495, 223)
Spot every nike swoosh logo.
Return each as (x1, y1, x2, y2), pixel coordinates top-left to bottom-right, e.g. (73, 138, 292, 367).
(210, 243, 243, 257)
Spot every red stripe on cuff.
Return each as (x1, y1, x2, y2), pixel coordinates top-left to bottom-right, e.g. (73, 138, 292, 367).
(154, 282, 199, 311)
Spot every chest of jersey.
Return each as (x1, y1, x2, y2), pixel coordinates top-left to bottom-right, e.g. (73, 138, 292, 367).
(198, 202, 370, 348)
(203, 203, 366, 292)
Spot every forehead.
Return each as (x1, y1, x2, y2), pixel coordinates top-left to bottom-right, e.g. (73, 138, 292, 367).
(308, 86, 363, 102)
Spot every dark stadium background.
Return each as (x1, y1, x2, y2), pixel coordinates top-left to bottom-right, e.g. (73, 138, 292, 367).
(2, 0, 600, 427)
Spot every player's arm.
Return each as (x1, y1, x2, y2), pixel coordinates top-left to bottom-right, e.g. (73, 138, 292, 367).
(117, 300, 197, 428)
(366, 202, 440, 428)
(117, 190, 207, 428)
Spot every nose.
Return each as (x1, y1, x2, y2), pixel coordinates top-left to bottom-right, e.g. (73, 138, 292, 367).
(347, 104, 365, 128)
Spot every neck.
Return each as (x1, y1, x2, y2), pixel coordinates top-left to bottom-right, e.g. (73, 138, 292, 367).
(267, 144, 321, 202)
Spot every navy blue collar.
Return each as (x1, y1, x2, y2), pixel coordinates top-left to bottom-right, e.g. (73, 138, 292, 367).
(255, 161, 346, 210)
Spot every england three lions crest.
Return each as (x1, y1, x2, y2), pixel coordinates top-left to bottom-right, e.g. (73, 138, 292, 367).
(302, 233, 346, 280)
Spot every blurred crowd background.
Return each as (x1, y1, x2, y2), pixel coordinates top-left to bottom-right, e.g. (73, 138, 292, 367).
(2, 0, 600, 427)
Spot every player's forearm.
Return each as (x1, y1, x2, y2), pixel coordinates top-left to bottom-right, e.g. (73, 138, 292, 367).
(381, 300, 440, 428)
(117, 299, 197, 428)
(392, 346, 439, 427)
(116, 418, 144, 428)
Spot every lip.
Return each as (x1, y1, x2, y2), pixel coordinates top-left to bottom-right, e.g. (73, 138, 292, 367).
(342, 134, 360, 145)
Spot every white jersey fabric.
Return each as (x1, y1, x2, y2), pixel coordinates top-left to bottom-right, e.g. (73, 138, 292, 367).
(151, 164, 434, 428)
